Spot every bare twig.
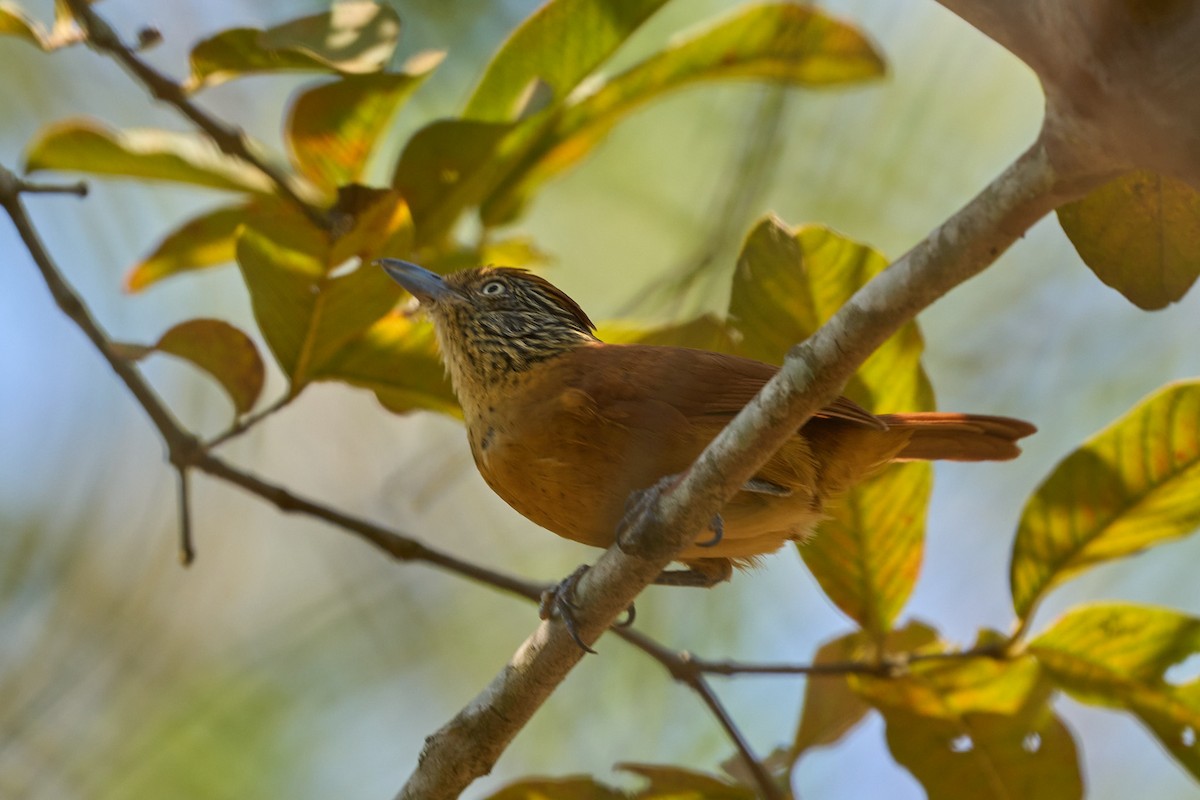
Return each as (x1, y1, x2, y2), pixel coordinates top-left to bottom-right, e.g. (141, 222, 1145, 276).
(398, 137, 1095, 800)
(0, 161, 539, 607)
(685, 641, 1008, 678)
(614, 627, 788, 800)
(12, 178, 89, 197)
(60, 0, 330, 230)
(177, 466, 195, 565)
(202, 393, 298, 450)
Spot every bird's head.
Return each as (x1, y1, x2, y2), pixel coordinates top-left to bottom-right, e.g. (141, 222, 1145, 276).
(378, 259, 597, 394)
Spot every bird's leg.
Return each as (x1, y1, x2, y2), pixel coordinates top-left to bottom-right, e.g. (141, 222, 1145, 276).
(617, 473, 724, 552)
(654, 557, 733, 587)
(539, 565, 636, 653)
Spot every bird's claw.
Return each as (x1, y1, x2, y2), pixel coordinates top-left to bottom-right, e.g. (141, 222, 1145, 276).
(538, 565, 637, 652)
(616, 474, 677, 557)
(540, 565, 596, 653)
(695, 513, 724, 548)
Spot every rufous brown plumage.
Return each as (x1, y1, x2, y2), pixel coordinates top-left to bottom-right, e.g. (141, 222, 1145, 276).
(380, 260, 1035, 586)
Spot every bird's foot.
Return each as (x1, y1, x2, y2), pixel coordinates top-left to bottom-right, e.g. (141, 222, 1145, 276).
(540, 564, 594, 653)
(538, 565, 636, 653)
(617, 474, 724, 552)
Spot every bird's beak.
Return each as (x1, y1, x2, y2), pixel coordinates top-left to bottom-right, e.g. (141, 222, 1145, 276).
(377, 259, 453, 303)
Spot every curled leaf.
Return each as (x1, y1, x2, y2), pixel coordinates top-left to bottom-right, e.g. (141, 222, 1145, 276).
(119, 319, 265, 416)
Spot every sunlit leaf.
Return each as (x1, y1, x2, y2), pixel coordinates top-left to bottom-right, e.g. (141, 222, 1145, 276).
(187, 1, 401, 91)
(482, 4, 884, 222)
(853, 644, 1082, 800)
(1031, 603, 1200, 779)
(116, 319, 265, 416)
(618, 763, 756, 799)
(315, 313, 457, 417)
(125, 205, 246, 292)
(236, 222, 401, 388)
(481, 236, 552, 269)
(484, 776, 625, 799)
(1011, 381, 1200, 620)
(463, 0, 670, 122)
(1058, 171, 1200, 310)
(23, 119, 275, 194)
(790, 622, 940, 763)
(802, 464, 932, 632)
(287, 58, 442, 195)
(728, 217, 933, 632)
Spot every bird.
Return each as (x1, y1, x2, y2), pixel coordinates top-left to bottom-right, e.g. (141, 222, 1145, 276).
(379, 259, 1035, 643)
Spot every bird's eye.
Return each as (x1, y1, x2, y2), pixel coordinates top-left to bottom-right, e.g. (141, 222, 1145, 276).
(481, 280, 506, 296)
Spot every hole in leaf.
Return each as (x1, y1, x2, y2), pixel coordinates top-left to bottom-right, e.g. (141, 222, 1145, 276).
(1183, 727, 1196, 748)
(328, 258, 359, 279)
(1165, 653, 1200, 685)
(1023, 732, 1042, 753)
(949, 734, 973, 753)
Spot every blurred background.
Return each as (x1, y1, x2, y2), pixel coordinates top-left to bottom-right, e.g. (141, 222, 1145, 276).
(2, 0, 1199, 798)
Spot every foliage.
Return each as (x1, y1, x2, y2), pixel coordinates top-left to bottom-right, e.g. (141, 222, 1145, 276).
(5, 0, 1200, 798)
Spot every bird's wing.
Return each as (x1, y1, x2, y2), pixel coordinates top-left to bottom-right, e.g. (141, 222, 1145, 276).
(571, 344, 885, 430)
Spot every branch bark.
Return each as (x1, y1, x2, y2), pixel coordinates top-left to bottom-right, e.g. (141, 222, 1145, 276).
(398, 137, 1095, 798)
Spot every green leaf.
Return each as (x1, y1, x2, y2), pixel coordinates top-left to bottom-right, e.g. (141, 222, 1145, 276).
(186, 1, 402, 91)
(23, 119, 275, 194)
(728, 217, 933, 632)
(1031, 603, 1200, 779)
(484, 776, 626, 799)
(390, 117, 519, 244)
(286, 57, 442, 195)
(801, 464, 932, 632)
(618, 763, 756, 799)
(1011, 380, 1200, 620)
(463, 0, 670, 122)
(482, 4, 884, 222)
(853, 647, 1082, 800)
(116, 319, 265, 416)
(315, 313, 458, 417)
(235, 221, 401, 389)
(125, 205, 246, 292)
(1057, 171, 1200, 310)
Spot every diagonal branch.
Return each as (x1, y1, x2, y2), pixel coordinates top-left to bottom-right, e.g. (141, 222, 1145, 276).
(59, 0, 330, 230)
(397, 136, 1098, 799)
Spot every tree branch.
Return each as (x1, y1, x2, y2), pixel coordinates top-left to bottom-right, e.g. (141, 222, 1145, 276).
(60, 0, 330, 230)
(398, 137, 1094, 799)
(0, 161, 540, 607)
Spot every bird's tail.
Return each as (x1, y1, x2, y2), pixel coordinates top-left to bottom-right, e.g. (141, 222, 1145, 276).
(879, 413, 1037, 462)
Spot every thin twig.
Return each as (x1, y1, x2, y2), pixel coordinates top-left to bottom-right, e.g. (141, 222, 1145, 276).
(203, 392, 298, 450)
(1, 161, 540, 606)
(614, 627, 788, 800)
(60, 0, 329, 231)
(13, 178, 89, 197)
(177, 466, 195, 565)
(687, 641, 1008, 677)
